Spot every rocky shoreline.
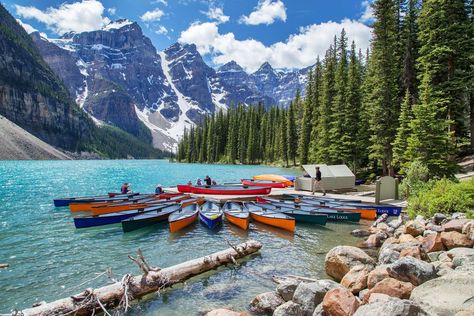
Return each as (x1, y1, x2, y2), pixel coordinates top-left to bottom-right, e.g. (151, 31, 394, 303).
(207, 213, 474, 316)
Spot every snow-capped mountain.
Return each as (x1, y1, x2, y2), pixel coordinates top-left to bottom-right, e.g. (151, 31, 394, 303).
(31, 19, 310, 150)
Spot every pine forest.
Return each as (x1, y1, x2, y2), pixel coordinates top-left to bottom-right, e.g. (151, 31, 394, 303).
(176, 0, 474, 179)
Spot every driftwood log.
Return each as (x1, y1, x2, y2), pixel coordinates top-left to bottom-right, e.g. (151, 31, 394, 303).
(15, 239, 262, 316)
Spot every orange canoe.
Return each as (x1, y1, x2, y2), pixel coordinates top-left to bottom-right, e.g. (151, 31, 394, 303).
(246, 203, 295, 232)
(69, 195, 159, 212)
(169, 203, 199, 233)
(252, 174, 293, 187)
(90, 195, 188, 215)
(223, 202, 250, 230)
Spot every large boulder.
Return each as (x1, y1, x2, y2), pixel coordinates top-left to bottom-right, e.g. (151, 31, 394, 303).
(249, 291, 284, 314)
(387, 256, 437, 286)
(421, 233, 445, 253)
(400, 246, 423, 260)
(322, 288, 360, 316)
(276, 279, 300, 301)
(411, 271, 474, 315)
(363, 233, 386, 248)
(293, 280, 341, 316)
(362, 278, 414, 303)
(378, 247, 400, 265)
(440, 231, 474, 249)
(442, 219, 470, 233)
(325, 246, 375, 282)
(340, 265, 371, 294)
(404, 220, 425, 237)
(273, 301, 302, 316)
(353, 296, 423, 316)
(367, 265, 390, 289)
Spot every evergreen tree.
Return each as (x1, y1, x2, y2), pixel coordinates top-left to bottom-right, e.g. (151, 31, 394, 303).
(392, 89, 413, 168)
(365, 0, 401, 176)
(417, 0, 472, 142)
(330, 29, 349, 163)
(309, 59, 323, 162)
(400, 0, 420, 102)
(405, 74, 455, 177)
(315, 45, 337, 163)
(298, 70, 313, 165)
(287, 101, 298, 166)
(279, 108, 289, 166)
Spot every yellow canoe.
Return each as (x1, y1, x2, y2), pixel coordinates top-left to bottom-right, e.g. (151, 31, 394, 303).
(252, 174, 293, 187)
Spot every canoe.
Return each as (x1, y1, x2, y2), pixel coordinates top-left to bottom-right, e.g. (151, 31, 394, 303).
(261, 200, 361, 222)
(241, 179, 287, 188)
(286, 194, 362, 204)
(54, 193, 139, 207)
(244, 203, 295, 232)
(177, 185, 193, 193)
(287, 195, 401, 216)
(90, 195, 188, 215)
(287, 198, 376, 220)
(184, 185, 271, 195)
(121, 204, 181, 232)
(252, 174, 293, 186)
(199, 201, 223, 229)
(223, 202, 250, 230)
(169, 203, 199, 233)
(74, 203, 174, 229)
(254, 202, 327, 225)
(68, 194, 163, 212)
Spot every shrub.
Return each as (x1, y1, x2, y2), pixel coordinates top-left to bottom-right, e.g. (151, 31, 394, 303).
(399, 160, 431, 199)
(407, 178, 474, 218)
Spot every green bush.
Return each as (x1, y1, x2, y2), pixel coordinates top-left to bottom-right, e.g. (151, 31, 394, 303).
(399, 160, 432, 199)
(407, 178, 474, 218)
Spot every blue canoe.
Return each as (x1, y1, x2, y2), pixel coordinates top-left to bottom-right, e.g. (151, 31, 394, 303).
(74, 203, 174, 228)
(199, 201, 223, 229)
(54, 193, 139, 207)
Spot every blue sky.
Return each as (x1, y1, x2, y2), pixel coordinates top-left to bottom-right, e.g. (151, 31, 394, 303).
(3, 0, 374, 72)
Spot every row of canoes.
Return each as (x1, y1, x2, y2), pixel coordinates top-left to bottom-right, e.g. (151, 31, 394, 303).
(177, 184, 272, 195)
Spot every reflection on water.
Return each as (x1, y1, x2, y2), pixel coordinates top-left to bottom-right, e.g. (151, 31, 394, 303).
(0, 160, 363, 314)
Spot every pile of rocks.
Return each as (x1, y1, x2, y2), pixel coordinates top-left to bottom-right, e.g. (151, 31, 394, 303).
(245, 213, 474, 316)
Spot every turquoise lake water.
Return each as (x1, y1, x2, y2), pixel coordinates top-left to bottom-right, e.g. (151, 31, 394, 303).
(0, 160, 364, 315)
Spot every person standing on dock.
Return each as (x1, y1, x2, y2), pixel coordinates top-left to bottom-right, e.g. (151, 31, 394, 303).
(312, 167, 326, 196)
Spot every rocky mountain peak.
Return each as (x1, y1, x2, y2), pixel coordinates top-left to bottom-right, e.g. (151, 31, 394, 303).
(217, 60, 245, 73)
(255, 61, 276, 74)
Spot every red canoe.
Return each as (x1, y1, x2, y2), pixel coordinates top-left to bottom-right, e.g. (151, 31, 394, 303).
(177, 185, 193, 193)
(178, 185, 271, 195)
(241, 179, 287, 188)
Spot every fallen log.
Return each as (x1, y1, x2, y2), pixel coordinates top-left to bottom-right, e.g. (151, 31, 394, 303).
(15, 239, 262, 316)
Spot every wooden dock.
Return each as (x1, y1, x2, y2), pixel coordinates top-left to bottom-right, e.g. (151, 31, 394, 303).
(164, 186, 403, 206)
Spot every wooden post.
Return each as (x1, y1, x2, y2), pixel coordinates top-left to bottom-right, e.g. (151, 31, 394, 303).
(15, 240, 262, 316)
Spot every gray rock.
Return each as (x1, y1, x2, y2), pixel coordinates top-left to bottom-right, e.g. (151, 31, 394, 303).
(447, 247, 474, 268)
(354, 296, 424, 316)
(411, 271, 474, 315)
(292, 280, 341, 316)
(394, 227, 405, 238)
(249, 291, 284, 314)
(425, 224, 444, 233)
(378, 247, 400, 265)
(432, 213, 448, 225)
(273, 301, 302, 316)
(351, 229, 371, 237)
(423, 230, 437, 237)
(312, 303, 326, 316)
(427, 251, 445, 262)
(276, 279, 300, 301)
(431, 261, 454, 276)
(455, 262, 474, 272)
(387, 216, 403, 230)
(387, 256, 437, 286)
(358, 288, 369, 300)
(451, 212, 466, 220)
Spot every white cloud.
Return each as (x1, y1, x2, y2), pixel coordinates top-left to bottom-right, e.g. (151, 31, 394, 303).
(360, 0, 374, 23)
(203, 7, 229, 24)
(179, 19, 372, 72)
(156, 25, 168, 35)
(153, 0, 168, 5)
(140, 8, 165, 22)
(15, 0, 110, 35)
(107, 7, 116, 15)
(239, 0, 287, 26)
